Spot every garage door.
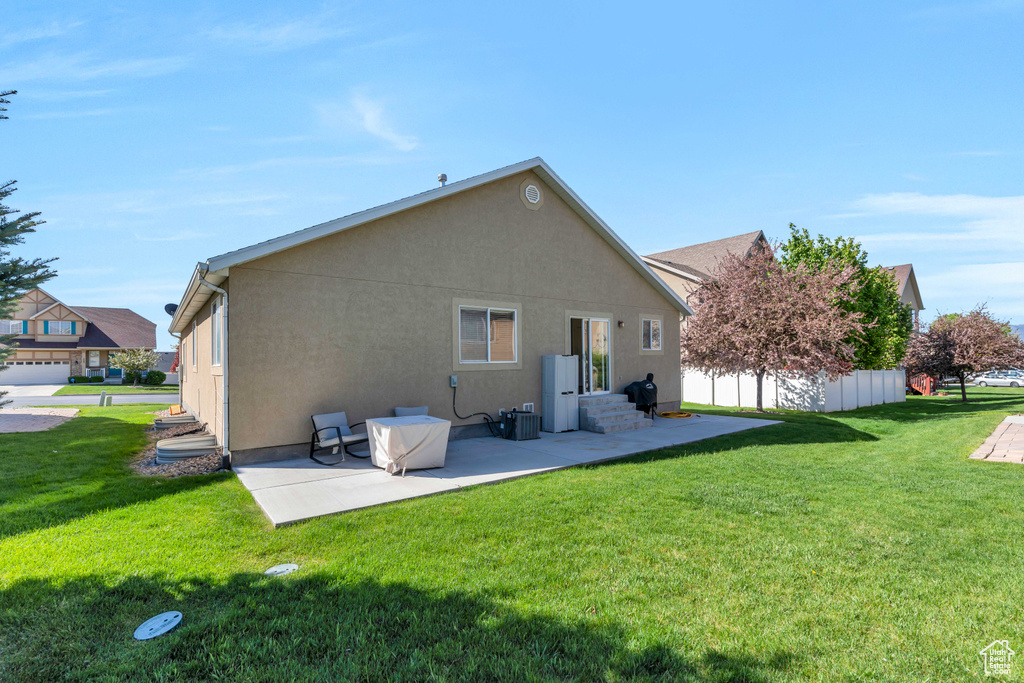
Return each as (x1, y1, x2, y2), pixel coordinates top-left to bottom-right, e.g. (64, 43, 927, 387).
(0, 361, 70, 384)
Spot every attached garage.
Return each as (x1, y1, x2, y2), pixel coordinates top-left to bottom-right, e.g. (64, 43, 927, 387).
(1, 361, 70, 384)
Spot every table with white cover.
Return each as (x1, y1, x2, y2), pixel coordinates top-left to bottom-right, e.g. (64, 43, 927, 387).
(366, 415, 451, 475)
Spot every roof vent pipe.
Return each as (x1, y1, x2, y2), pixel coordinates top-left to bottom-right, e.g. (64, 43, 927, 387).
(438, 173, 447, 187)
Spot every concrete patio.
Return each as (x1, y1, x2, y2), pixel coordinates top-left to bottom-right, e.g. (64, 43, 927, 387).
(236, 413, 782, 526)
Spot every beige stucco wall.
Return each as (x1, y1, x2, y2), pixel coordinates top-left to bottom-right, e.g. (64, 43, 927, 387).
(223, 170, 683, 454)
(179, 285, 227, 445)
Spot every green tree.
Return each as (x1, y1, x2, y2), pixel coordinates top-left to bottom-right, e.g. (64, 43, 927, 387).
(110, 348, 159, 386)
(0, 91, 58, 405)
(778, 224, 912, 370)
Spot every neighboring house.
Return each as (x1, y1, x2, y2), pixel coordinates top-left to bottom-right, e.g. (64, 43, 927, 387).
(884, 264, 924, 330)
(0, 288, 157, 384)
(154, 351, 177, 373)
(168, 158, 692, 465)
(642, 231, 769, 303)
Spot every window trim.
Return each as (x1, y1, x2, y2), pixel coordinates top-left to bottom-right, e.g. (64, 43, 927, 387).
(88, 350, 101, 367)
(639, 314, 664, 355)
(0, 320, 23, 335)
(452, 298, 522, 371)
(458, 306, 518, 364)
(48, 320, 75, 335)
(191, 321, 197, 368)
(211, 298, 223, 367)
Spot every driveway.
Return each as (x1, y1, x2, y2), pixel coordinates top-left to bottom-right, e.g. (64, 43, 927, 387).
(0, 384, 64, 398)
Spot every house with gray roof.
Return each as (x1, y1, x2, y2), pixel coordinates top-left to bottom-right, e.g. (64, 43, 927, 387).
(642, 231, 769, 303)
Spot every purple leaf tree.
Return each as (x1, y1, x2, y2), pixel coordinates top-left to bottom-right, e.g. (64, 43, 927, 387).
(682, 244, 864, 412)
(903, 305, 1024, 402)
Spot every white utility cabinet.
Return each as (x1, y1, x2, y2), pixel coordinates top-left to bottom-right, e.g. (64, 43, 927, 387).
(542, 354, 579, 433)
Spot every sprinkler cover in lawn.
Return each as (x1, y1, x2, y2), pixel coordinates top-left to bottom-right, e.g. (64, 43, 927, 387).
(133, 611, 182, 640)
(264, 563, 298, 576)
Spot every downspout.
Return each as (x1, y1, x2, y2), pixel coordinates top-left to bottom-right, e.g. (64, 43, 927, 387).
(197, 272, 229, 463)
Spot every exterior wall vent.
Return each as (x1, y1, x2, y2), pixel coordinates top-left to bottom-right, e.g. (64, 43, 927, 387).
(524, 184, 541, 204)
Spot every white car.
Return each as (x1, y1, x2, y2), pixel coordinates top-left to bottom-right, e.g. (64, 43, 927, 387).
(974, 372, 1022, 388)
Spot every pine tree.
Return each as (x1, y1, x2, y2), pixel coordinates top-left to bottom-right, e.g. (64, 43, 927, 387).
(0, 91, 58, 404)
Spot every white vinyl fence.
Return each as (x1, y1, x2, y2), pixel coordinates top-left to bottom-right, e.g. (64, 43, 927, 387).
(681, 368, 906, 412)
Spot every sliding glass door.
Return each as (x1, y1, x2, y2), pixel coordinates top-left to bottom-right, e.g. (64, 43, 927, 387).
(572, 317, 611, 394)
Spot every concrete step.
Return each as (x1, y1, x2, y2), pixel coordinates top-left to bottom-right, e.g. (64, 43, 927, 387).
(585, 408, 646, 429)
(577, 394, 628, 408)
(592, 417, 653, 434)
(579, 400, 636, 416)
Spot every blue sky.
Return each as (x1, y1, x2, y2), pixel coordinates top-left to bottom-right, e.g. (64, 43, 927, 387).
(3, 1, 1022, 349)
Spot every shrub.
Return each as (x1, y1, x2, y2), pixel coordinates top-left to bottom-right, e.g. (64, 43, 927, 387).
(144, 370, 166, 385)
(90, 375, 104, 383)
(122, 370, 142, 385)
(67, 376, 91, 384)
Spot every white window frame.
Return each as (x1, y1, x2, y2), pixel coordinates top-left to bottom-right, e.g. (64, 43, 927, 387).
(88, 350, 101, 367)
(458, 306, 518, 364)
(50, 321, 74, 335)
(191, 321, 197, 368)
(641, 317, 662, 352)
(0, 320, 22, 335)
(211, 299, 223, 367)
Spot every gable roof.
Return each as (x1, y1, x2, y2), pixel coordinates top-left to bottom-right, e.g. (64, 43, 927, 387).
(645, 231, 766, 280)
(169, 157, 693, 333)
(28, 300, 92, 322)
(885, 263, 924, 311)
(73, 307, 157, 349)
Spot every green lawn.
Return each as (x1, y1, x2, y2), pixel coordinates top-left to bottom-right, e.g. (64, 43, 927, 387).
(53, 384, 179, 395)
(2, 391, 1023, 681)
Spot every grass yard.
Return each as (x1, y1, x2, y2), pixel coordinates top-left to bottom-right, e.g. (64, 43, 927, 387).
(54, 384, 179, 395)
(2, 391, 1024, 681)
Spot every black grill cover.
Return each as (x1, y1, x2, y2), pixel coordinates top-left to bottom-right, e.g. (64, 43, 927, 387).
(624, 379, 657, 408)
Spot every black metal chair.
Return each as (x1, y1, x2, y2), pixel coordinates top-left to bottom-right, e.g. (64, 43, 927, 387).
(309, 411, 370, 465)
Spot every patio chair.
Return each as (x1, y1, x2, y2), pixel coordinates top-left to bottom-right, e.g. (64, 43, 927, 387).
(393, 406, 429, 417)
(309, 411, 370, 465)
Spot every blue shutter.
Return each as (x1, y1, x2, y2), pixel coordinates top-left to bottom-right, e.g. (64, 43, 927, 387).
(21, 321, 27, 334)
(71, 322, 76, 335)
(43, 321, 48, 334)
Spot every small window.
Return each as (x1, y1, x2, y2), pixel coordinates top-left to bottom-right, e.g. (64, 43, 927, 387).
(49, 321, 74, 335)
(642, 318, 662, 351)
(88, 350, 100, 367)
(459, 306, 517, 363)
(0, 320, 22, 334)
(191, 321, 197, 367)
(211, 298, 223, 366)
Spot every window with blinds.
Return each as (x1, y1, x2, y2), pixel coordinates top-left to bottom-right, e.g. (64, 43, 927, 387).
(459, 306, 517, 363)
(0, 320, 23, 335)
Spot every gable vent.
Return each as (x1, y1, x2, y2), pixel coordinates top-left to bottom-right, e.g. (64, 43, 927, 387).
(524, 184, 541, 204)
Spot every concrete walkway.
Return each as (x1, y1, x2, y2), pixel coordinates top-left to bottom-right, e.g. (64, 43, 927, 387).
(236, 413, 782, 526)
(970, 415, 1024, 464)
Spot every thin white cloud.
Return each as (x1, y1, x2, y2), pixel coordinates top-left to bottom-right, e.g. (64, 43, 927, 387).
(1, 53, 187, 83)
(21, 89, 115, 101)
(0, 21, 83, 48)
(917, 262, 1024, 323)
(852, 192, 1024, 218)
(178, 151, 406, 177)
(25, 108, 127, 120)
(209, 16, 352, 51)
(134, 230, 209, 243)
(317, 95, 418, 152)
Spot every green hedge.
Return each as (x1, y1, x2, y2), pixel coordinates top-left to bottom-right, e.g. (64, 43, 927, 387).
(67, 376, 91, 384)
(144, 370, 166, 385)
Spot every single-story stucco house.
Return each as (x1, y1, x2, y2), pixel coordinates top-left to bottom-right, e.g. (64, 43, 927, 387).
(168, 158, 692, 465)
(1, 288, 157, 384)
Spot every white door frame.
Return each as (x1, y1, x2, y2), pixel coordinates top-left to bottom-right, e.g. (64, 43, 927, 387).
(571, 316, 612, 396)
